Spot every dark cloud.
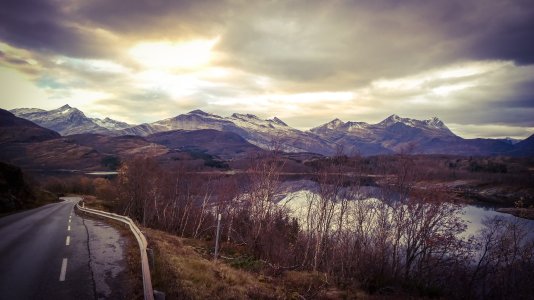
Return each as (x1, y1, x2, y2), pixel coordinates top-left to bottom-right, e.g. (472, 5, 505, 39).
(72, 0, 228, 40)
(0, 0, 115, 58)
(359, 0, 534, 65)
(463, 0, 534, 65)
(3, 0, 534, 71)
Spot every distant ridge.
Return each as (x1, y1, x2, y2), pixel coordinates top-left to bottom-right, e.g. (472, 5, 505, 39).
(7, 105, 533, 156)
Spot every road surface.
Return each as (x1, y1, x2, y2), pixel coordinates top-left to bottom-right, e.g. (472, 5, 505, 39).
(0, 197, 95, 300)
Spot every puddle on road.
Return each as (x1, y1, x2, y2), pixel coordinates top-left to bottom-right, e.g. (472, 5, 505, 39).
(84, 219, 128, 299)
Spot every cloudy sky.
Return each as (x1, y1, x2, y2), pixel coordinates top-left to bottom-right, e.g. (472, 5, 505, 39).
(1, 0, 533, 138)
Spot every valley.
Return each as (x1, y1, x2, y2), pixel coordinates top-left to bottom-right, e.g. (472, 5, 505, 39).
(1, 105, 533, 299)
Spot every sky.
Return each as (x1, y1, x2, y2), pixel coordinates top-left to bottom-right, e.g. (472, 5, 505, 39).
(1, 0, 534, 139)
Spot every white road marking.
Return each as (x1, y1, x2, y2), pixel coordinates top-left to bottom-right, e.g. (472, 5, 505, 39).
(66, 236, 70, 246)
(68, 225, 71, 231)
(68, 219, 71, 223)
(59, 258, 68, 281)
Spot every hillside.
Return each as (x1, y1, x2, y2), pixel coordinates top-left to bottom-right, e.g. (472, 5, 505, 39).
(146, 129, 263, 160)
(64, 134, 169, 158)
(508, 134, 534, 156)
(0, 109, 60, 143)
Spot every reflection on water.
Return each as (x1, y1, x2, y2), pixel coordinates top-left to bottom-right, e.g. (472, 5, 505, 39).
(461, 204, 534, 238)
(279, 184, 534, 240)
(85, 171, 118, 175)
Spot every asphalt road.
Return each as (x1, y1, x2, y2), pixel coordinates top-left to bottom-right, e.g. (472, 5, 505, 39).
(0, 197, 95, 300)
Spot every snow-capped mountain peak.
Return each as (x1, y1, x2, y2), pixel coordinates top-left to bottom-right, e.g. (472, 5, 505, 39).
(9, 107, 46, 115)
(231, 113, 261, 120)
(424, 117, 446, 129)
(48, 104, 84, 117)
(188, 109, 210, 116)
(379, 114, 403, 126)
(271, 117, 288, 126)
(377, 114, 450, 131)
(230, 113, 285, 131)
(186, 109, 226, 120)
(91, 117, 132, 131)
(344, 121, 368, 130)
(326, 118, 345, 129)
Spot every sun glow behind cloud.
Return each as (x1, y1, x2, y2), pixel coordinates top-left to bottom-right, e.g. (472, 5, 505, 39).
(129, 38, 219, 70)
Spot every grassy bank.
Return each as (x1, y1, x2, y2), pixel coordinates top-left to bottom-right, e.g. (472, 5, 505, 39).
(145, 228, 371, 300)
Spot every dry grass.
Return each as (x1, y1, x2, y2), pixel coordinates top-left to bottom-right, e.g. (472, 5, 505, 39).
(145, 228, 285, 299)
(144, 228, 372, 300)
(80, 195, 114, 212)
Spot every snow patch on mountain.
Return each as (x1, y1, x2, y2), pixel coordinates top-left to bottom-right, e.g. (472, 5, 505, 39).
(10, 107, 47, 115)
(91, 117, 132, 131)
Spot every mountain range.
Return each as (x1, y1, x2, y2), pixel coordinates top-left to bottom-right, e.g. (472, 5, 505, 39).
(7, 105, 534, 157)
(10, 105, 132, 136)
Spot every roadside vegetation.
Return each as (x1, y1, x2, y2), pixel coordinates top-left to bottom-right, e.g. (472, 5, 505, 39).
(0, 161, 58, 215)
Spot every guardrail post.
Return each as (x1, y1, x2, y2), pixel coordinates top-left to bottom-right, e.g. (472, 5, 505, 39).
(147, 248, 155, 271)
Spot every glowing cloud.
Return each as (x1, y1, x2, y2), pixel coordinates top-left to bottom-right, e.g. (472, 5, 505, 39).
(129, 38, 219, 70)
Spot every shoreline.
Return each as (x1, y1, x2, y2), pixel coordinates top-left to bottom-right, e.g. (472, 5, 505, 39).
(495, 207, 534, 220)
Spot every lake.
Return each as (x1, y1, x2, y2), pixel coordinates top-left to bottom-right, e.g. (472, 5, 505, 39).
(278, 181, 534, 240)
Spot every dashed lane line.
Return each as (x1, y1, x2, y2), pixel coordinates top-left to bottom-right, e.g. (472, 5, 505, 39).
(59, 258, 68, 281)
(66, 236, 70, 246)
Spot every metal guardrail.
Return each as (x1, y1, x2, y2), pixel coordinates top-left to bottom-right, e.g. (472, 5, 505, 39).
(76, 202, 155, 300)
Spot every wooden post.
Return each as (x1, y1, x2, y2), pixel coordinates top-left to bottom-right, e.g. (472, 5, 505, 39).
(214, 214, 221, 261)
